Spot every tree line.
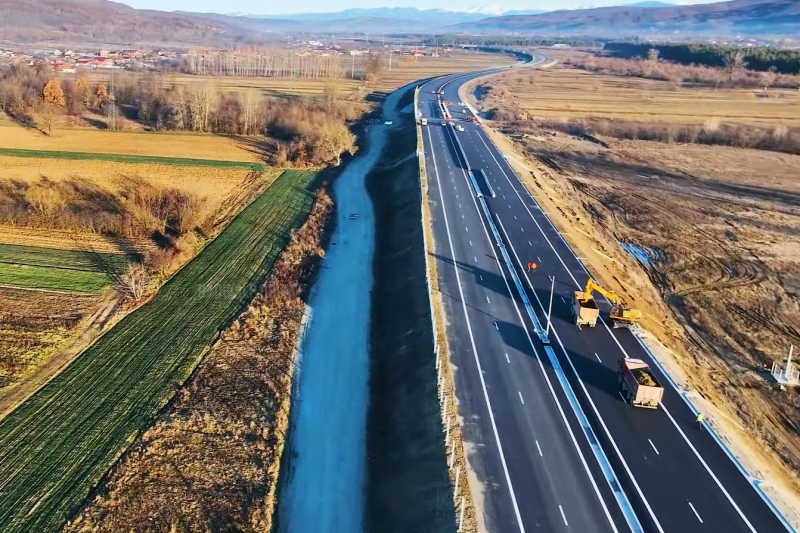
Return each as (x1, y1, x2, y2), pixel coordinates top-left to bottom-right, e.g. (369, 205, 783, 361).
(605, 42, 800, 75)
(0, 65, 360, 167)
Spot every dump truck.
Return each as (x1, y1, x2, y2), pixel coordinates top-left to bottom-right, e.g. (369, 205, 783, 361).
(574, 278, 642, 329)
(618, 358, 663, 408)
(572, 290, 600, 327)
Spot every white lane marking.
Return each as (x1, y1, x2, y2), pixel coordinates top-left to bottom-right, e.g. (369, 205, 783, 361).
(495, 321, 499, 331)
(505, 353, 510, 363)
(426, 125, 526, 533)
(462, 214, 465, 219)
(474, 256, 478, 263)
(459, 204, 462, 208)
(479, 128, 759, 533)
(518, 391, 525, 405)
(688, 501, 703, 523)
(595, 352, 602, 363)
(514, 215, 518, 220)
(559, 505, 569, 526)
(649, 439, 660, 455)
(470, 240, 473, 246)
(443, 126, 621, 531)
(486, 296, 491, 304)
(498, 214, 658, 533)
(465, 227, 469, 233)
(560, 297, 566, 304)
(536, 440, 543, 456)
(508, 204, 511, 208)
(528, 241, 532, 246)
(520, 227, 524, 233)
(661, 404, 756, 531)
(538, 257, 541, 263)
(480, 275, 483, 281)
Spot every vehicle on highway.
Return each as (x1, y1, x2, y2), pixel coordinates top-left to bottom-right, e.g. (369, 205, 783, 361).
(456, 124, 465, 132)
(618, 358, 663, 408)
(573, 278, 641, 329)
(419, 118, 427, 126)
(441, 121, 447, 127)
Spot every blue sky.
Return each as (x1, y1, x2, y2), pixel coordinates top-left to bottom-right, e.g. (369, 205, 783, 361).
(120, 0, 720, 16)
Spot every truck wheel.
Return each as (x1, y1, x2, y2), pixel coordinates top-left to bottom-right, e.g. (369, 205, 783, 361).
(617, 374, 622, 386)
(627, 390, 633, 403)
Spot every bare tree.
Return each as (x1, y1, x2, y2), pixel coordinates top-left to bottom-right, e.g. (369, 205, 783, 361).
(761, 66, 777, 92)
(39, 103, 60, 136)
(641, 48, 659, 77)
(316, 123, 356, 166)
(723, 50, 747, 82)
(119, 264, 148, 301)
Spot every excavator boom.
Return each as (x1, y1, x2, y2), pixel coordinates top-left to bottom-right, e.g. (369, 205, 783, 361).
(580, 278, 642, 328)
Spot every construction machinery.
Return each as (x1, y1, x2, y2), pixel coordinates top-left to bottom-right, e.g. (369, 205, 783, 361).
(618, 358, 663, 408)
(573, 278, 642, 329)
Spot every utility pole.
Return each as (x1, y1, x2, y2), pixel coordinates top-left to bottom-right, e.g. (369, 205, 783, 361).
(351, 53, 355, 79)
(388, 50, 392, 70)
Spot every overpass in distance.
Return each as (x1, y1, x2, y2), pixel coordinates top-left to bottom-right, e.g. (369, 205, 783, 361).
(416, 57, 794, 533)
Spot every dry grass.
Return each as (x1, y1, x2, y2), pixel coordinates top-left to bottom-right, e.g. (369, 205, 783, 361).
(480, 66, 800, 129)
(466, 62, 800, 524)
(0, 287, 101, 387)
(0, 120, 261, 161)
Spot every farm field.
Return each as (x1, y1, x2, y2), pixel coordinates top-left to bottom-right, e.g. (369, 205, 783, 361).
(0, 287, 99, 389)
(0, 122, 262, 162)
(0, 169, 319, 533)
(485, 66, 800, 128)
(471, 61, 800, 520)
(0, 244, 130, 293)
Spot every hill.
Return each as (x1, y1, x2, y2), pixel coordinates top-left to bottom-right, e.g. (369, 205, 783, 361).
(462, 0, 800, 36)
(0, 0, 264, 47)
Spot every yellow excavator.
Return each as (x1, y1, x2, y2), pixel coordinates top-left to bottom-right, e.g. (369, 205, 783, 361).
(572, 278, 642, 329)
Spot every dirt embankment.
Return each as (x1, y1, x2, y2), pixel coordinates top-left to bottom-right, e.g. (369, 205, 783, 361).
(62, 187, 333, 533)
(364, 93, 457, 532)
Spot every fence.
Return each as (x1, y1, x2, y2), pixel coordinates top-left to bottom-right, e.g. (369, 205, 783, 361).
(415, 85, 477, 533)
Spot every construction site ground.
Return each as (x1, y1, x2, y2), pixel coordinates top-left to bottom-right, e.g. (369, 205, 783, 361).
(464, 62, 800, 527)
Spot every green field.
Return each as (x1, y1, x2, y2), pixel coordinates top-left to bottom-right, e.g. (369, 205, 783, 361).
(0, 147, 264, 172)
(0, 169, 318, 532)
(0, 263, 110, 293)
(0, 244, 133, 293)
(0, 244, 134, 272)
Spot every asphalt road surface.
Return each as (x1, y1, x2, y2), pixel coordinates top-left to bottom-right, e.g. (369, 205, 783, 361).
(418, 59, 791, 533)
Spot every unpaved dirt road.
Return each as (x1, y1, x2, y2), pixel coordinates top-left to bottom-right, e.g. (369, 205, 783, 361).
(278, 85, 413, 533)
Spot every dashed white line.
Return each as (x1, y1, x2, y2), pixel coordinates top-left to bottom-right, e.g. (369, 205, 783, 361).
(462, 214, 465, 219)
(595, 352, 602, 363)
(538, 256, 541, 262)
(559, 505, 569, 527)
(518, 391, 525, 405)
(486, 296, 491, 304)
(469, 240, 473, 246)
(528, 241, 532, 246)
(495, 321, 499, 331)
(536, 440, 543, 456)
(520, 227, 524, 233)
(688, 501, 703, 523)
(514, 215, 518, 220)
(474, 256, 478, 263)
(649, 439, 660, 455)
(560, 297, 566, 304)
(505, 353, 510, 363)
(465, 227, 469, 233)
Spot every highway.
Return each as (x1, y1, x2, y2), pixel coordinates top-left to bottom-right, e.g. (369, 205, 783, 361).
(417, 61, 792, 533)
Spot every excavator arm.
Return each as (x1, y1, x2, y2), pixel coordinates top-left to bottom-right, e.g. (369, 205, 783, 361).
(582, 278, 619, 304)
(581, 278, 642, 327)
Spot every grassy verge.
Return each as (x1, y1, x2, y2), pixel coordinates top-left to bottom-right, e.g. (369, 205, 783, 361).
(0, 244, 133, 273)
(0, 169, 317, 533)
(0, 147, 264, 172)
(0, 263, 110, 293)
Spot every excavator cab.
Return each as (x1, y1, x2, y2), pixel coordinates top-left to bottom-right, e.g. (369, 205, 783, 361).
(580, 278, 642, 329)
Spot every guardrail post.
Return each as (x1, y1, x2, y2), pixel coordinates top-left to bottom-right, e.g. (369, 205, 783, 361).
(458, 497, 465, 532)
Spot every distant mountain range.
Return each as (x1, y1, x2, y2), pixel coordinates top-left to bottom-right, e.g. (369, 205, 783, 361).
(0, 0, 794, 47)
(460, 0, 800, 35)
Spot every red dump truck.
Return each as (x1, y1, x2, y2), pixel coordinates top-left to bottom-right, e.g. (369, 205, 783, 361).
(618, 358, 663, 409)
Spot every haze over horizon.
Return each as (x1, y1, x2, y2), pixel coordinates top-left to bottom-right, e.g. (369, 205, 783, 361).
(118, 0, 722, 16)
